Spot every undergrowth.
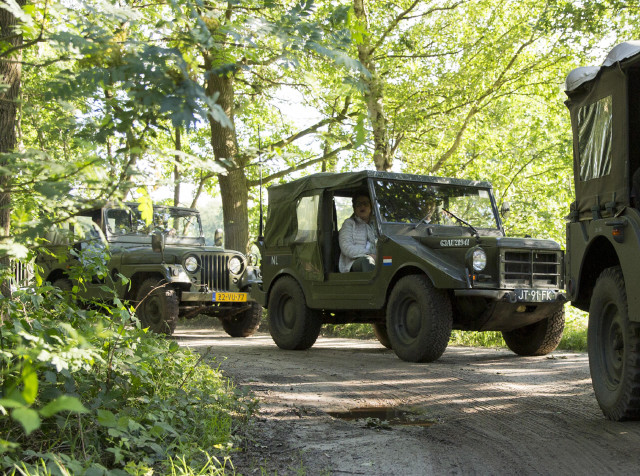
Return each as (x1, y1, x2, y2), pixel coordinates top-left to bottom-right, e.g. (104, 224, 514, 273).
(0, 281, 255, 474)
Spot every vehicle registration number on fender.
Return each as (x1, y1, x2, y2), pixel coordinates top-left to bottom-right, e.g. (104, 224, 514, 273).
(213, 292, 247, 302)
(515, 289, 556, 302)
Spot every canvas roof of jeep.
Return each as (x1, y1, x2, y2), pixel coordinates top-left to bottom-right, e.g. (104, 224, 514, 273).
(267, 171, 491, 204)
(564, 41, 640, 218)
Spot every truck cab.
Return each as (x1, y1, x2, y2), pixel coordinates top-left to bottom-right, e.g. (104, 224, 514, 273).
(565, 41, 640, 420)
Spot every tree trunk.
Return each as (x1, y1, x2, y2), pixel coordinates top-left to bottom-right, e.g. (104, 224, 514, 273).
(173, 126, 181, 206)
(204, 56, 250, 253)
(354, 0, 392, 172)
(0, 1, 25, 297)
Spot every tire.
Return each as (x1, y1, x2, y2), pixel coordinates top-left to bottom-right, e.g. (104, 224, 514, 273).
(268, 276, 321, 350)
(386, 275, 452, 363)
(502, 305, 565, 356)
(588, 266, 640, 421)
(135, 278, 179, 335)
(372, 322, 392, 349)
(222, 301, 263, 337)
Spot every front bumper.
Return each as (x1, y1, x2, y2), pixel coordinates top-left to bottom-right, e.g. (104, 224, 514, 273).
(454, 289, 567, 304)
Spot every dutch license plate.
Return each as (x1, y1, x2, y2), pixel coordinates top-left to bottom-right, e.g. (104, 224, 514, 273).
(213, 292, 247, 302)
(514, 289, 556, 302)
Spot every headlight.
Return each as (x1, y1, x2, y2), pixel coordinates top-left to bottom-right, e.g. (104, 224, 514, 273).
(247, 252, 259, 266)
(472, 248, 487, 272)
(184, 256, 199, 273)
(229, 256, 244, 275)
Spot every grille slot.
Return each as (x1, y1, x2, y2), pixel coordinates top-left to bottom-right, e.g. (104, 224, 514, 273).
(200, 254, 230, 291)
(500, 250, 561, 288)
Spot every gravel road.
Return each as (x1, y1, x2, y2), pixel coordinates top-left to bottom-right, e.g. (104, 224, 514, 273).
(175, 324, 640, 475)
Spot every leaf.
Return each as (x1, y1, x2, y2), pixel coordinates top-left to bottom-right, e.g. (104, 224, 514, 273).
(11, 407, 41, 435)
(97, 409, 118, 427)
(136, 191, 154, 226)
(21, 363, 38, 405)
(40, 396, 88, 417)
(354, 114, 366, 148)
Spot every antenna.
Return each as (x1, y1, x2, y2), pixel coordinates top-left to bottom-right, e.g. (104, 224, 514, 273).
(258, 124, 264, 240)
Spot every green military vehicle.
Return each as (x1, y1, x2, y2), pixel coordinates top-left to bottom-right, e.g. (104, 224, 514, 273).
(37, 202, 262, 336)
(252, 171, 566, 362)
(564, 41, 640, 420)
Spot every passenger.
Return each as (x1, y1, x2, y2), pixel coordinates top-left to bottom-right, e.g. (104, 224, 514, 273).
(338, 193, 377, 272)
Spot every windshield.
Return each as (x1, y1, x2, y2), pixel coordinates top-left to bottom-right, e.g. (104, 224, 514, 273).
(105, 206, 203, 238)
(373, 179, 499, 229)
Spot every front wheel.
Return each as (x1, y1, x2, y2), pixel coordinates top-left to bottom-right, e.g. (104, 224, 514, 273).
(222, 301, 263, 337)
(588, 266, 640, 421)
(135, 278, 179, 335)
(386, 275, 452, 363)
(372, 323, 392, 349)
(502, 305, 565, 356)
(268, 276, 321, 350)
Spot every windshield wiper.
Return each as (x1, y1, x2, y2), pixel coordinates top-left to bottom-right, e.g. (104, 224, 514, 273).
(442, 208, 479, 238)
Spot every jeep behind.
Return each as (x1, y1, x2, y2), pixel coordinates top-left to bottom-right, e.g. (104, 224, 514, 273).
(565, 41, 640, 420)
(37, 203, 262, 337)
(253, 171, 566, 363)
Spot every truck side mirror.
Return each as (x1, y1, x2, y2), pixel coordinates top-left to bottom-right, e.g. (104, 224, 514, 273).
(500, 202, 511, 219)
(151, 232, 165, 253)
(214, 228, 224, 247)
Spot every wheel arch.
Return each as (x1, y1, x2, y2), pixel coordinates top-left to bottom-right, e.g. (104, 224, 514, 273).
(126, 271, 168, 300)
(574, 236, 619, 312)
(385, 264, 438, 308)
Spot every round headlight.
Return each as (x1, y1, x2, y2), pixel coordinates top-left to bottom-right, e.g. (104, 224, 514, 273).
(229, 256, 243, 275)
(247, 252, 259, 266)
(184, 256, 199, 273)
(472, 248, 487, 272)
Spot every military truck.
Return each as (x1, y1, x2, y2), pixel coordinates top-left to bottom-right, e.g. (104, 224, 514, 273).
(37, 203, 262, 337)
(564, 41, 640, 421)
(252, 171, 566, 363)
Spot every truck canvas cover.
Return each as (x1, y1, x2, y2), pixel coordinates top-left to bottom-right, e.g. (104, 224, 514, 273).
(565, 41, 640, 219)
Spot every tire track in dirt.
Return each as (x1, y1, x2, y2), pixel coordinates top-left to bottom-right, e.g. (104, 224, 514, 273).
(175, 325, 640, 475)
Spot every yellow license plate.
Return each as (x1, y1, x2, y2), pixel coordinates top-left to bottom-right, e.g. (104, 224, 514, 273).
(213, 292, 247, 302)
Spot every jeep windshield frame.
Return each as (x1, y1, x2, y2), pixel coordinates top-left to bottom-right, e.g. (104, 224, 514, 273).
(104, 204, 205, 246)
(371, 178, 501, 234)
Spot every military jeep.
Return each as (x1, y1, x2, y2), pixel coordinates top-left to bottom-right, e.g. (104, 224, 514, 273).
(37, 202, 262, 336)
(565, 41, 640, 420)
(253, 171, 566, 362)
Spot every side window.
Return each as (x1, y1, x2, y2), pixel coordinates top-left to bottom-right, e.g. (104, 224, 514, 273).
(334, 196, 353, 229)
(578, 95, 612, 181)
(294, 195, 319, 243)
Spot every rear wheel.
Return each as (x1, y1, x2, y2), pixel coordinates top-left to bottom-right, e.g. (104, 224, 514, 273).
(268, 276, 321, 350)
(135, 278, 179, 335)
(502, 305, 565, 356)
(588, 266, 640, 421)
(372, 323, 392, 349)
(222, 301, 263, 337)
(386, 275, 452, 363)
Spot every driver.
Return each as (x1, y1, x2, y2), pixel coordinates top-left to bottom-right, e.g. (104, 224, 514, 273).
(338, 193, 377, 272)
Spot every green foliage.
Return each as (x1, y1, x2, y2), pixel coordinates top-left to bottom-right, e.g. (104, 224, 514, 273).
(0, 271, 254, 473)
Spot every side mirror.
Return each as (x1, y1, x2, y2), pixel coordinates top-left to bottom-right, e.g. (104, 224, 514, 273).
(151, 232, 165, 253)
(500, 202, 511, 219)
(214, 228, 224, 247)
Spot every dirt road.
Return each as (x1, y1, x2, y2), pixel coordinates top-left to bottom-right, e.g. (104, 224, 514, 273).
(175, 325, 640, 475)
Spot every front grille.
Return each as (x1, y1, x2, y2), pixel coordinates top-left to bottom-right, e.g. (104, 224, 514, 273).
(9, 259, 34, 289)
(500, 250, 562, 288)
(200, 254, 230, 291)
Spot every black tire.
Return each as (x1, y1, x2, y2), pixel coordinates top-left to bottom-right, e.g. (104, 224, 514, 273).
(268, 276, 321, 350)
(502, 305, 565, 356)
(135, 278, 179, 335)
(222, 301, 263, 337)
(386, 275, 452, 363)
(372, 322, 392, 349)
(588, 266, 640, 421)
